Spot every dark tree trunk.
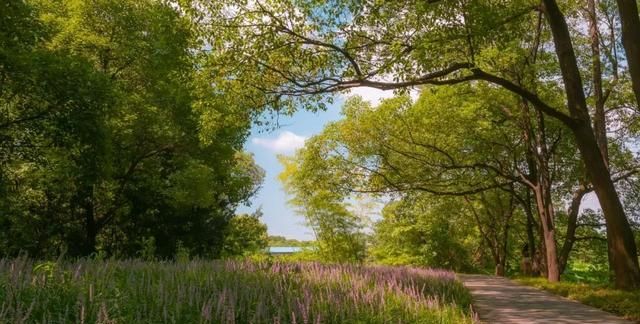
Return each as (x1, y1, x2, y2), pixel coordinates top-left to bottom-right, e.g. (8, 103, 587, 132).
(521, 192, 538, 276)
(499, 221, 510, 277)
(524, 195, 537, 260)
(543, 0, 640, 289)
(559, 184, 588, 274)
(576, 124, 640, 288)
(83, 196, 98, 256)
(616, 0, 640, 107)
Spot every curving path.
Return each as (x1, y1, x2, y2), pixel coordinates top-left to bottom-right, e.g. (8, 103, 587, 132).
(458, 274, 635, 324)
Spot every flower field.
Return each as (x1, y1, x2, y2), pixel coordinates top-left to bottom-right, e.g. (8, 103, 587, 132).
(0, 259, 475, 323)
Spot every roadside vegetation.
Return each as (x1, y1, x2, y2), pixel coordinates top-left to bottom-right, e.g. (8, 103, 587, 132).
(0, 258, 474, 323)
(516, 277, 640, 321)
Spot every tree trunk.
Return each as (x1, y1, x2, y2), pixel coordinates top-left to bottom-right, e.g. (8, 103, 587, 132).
(543, 0, 640, 289)
(83, 195, 98, 256)
(537, 227, 548, 278)
(532, 186, 560, 282)
(520, 192, 538, 276)
(587, 0, 608, 164)
(559, 184, 588, 274)
(616, 0, 640, 107)
(495, 260, 506, 276)
(519, 101, 560, 281)
(575, 125, 640, 288)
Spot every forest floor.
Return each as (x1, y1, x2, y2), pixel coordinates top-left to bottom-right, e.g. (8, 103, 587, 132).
(459, 274, 635, 323)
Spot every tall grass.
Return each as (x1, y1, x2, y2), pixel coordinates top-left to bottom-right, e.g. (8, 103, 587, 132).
(0, 258, 474, 323)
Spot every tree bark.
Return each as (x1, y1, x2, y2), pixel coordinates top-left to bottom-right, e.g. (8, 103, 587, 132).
(559, 183, 588, 274)
(532, 185, 560, 281)
(543, 0, 640, 289)
(520, 191, 538, 276)
(616, 0, 640, 107)
(587, 0, 608, 164)
(576, 124, 640, 288)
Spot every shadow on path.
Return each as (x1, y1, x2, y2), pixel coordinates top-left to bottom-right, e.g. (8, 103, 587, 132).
(458, 274, 635, 324)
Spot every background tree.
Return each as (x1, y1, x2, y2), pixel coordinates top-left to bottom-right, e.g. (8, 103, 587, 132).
(222, 209, 269, 257)
(279, 155, 367, 263)
(370, 194, 477, 271)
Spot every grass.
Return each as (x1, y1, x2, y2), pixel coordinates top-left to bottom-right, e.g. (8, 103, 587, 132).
(0, 258, 475, 323)
(515, 277, 640, 321)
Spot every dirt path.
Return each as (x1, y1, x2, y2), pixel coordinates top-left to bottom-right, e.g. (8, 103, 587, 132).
(458, 274, 635, 323)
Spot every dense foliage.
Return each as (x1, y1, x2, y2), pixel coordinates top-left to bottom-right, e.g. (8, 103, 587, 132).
(0, 258, 474, 323)
(221, 210, 269, 257)
(0, 0, 263, 259)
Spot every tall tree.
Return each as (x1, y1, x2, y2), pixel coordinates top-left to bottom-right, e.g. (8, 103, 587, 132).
(280, 154, 367, 263)
(199, 0, 640, 288)
(615, 0, 640, 106)
(0, 0, 263, 258)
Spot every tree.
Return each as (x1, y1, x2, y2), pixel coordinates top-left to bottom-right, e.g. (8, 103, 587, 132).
(279, 155, 367, 263)
(268, 236, 312, 247)
(196, 0, 640, 288)
(370, 195, 476, 271)
(465, 190, 518, 276)
(0, 0, 263, 259)
(222, 210, 269, 257)
(615, 0, 640, 106)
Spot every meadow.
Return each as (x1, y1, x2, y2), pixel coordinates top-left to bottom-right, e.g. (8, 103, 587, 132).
(0, 258, 475, 323)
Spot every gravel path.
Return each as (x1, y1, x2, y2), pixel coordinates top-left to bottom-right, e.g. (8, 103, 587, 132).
(458, 274, 635, 324)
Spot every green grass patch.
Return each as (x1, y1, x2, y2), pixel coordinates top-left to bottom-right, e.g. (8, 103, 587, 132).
(515, 277, 640, 321)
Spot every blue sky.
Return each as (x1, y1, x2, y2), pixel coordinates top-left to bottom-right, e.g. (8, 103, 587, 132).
(238, 88, 397, 240)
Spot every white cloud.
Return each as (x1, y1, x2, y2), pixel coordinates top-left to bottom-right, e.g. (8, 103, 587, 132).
(345, 86, 420, 105)
(252, 131, 307, 154)
(347, 87, 396, 105)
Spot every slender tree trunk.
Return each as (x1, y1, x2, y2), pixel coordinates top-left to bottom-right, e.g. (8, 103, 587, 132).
(616, 0, 640, 106)
(587, 0, 608, 164)
(543, 0, 640, 289)
(499, 210, 511, 277)
(559, 184, 588, 273)
(495, 259, 506, 276)
(524, 194, 537, 260)
(83, 194, 98, 256)
(520, 192, 538, 276)
(532, 185, 560, 281)
(466, 195, 509, 277)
